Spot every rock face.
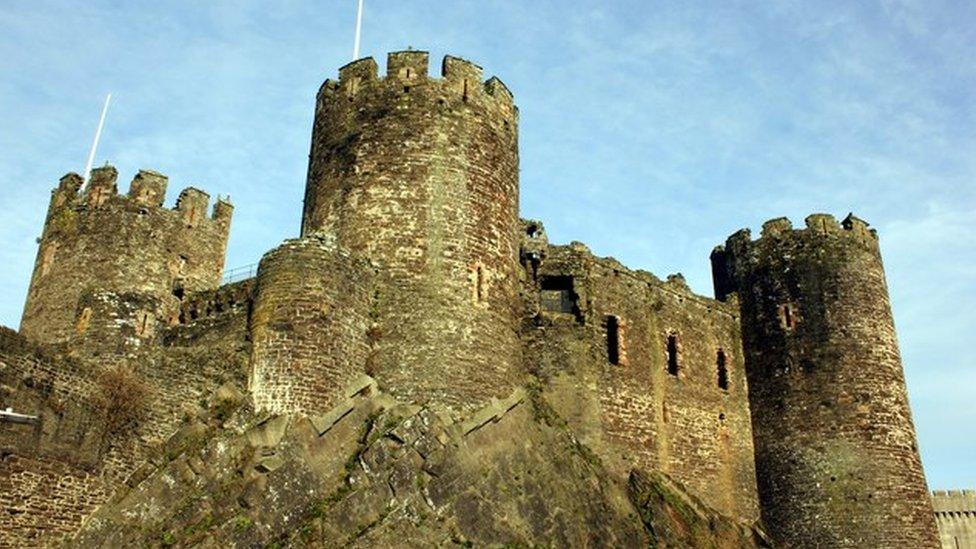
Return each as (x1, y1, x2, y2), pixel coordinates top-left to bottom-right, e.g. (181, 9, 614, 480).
(72, 381, 770, 548)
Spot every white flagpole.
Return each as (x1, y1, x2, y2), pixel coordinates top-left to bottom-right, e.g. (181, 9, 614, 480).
(352, 0, 364, 60)
(84, 93, 112, 183)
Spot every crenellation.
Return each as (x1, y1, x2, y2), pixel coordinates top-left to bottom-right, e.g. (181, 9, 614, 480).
(387, 50, 429, 79)
(484, 75, 513, 101)
(174, 187, 209, 226)
(324, 54, 515, 114)
(20, 167, 232, 345)
(724, 213, 880, 254)
(127, 169, 167, 207)
(442, 54, 483, 82)
(212, 195, 234, 222)
(85, 165, 118, 207)
(57, 172, 83, 194)
(760, 216, 792, 237)
(932, 489, 976, 547)
(337, 56, 378, 84)
(804, 212, 840, 233)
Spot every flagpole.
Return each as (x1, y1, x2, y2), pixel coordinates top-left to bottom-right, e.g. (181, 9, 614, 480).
(352, 0, 364, 60)
(84, 93, 112, 184)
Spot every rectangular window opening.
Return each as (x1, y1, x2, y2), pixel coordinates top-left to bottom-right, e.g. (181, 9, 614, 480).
(666, 333, 679, 376)
(717, 349, 729, 390)
(540, 275, 577, 315)
(606, 315, 621, 365)
(779, 303, 798, 330)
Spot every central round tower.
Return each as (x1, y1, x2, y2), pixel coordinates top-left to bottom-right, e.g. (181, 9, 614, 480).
(302, 51, 522, 411)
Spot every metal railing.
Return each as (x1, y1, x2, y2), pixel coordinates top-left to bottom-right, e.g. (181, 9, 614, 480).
(221, 263, 258, 284)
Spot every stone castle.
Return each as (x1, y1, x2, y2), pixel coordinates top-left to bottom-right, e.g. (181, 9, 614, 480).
(0, 51, 951, 547)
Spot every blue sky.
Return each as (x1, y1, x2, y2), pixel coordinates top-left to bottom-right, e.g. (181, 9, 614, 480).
(0, 1, 973, 488)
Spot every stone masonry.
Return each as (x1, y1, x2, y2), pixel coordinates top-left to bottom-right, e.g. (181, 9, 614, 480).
(933, 490, 976, 548)
(0, 51, 947, 547)
(712, 214, 940, 547)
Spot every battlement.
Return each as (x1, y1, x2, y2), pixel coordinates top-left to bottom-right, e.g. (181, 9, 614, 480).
(57, 166, 233, 226)
(711, 214, 882, 302)
(932, 490, 976, 515)
(22, 166, 233, 344)
(318, 52, 516, 115)
(719, 213, 877, 251)
(933, 489, 976, 498)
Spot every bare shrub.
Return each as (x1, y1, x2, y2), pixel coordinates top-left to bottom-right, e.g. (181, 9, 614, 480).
(93, 366, 151, 441)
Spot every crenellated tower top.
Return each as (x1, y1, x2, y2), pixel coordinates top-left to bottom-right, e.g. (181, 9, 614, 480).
(711, 213, 878, 302)
(315, 51, 516, 118)
(292, 50, 524, 412)
(20, 165, 232, 345)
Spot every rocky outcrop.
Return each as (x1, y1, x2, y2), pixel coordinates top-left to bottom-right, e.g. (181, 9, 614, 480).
(629, 470, 773, 548)
(72, 378, 772, 548)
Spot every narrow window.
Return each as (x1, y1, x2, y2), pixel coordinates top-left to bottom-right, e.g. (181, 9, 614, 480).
(606, 316, 621, 365)
(779, 303, 798, 330)
(76, 307, 92, 335)
(134, 311, 154, 338)
(476, 265, 484, 302)
(717, 349, 729, 390)
(346, 77, 361, 97)
(471, 264, 486, 303)
(666, 333, 679, 376)
(462, 79, 470, 102)
(88, 187, 106, 207)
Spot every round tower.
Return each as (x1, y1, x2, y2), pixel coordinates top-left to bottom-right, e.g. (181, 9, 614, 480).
(711, 214, 939, 548)
(20, 166, 233, 345)
(250, 234, 375, 415)
(302, 51, 523, 412)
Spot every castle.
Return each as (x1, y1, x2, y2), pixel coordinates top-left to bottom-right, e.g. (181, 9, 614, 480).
(0, 51, 946, 547)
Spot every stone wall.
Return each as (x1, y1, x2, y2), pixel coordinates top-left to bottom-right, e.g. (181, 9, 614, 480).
(0, 322, 248, 547)
(713, 214, 940, 548)
(0, 328, 109, 547)
(521, 237, 760, 522)
(164, 278, 254, 348)
(932, 490, 976, 549)
(0, 453, 107, 548)
(20, 167, 232, 344)
(302, 52, 523, 413)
